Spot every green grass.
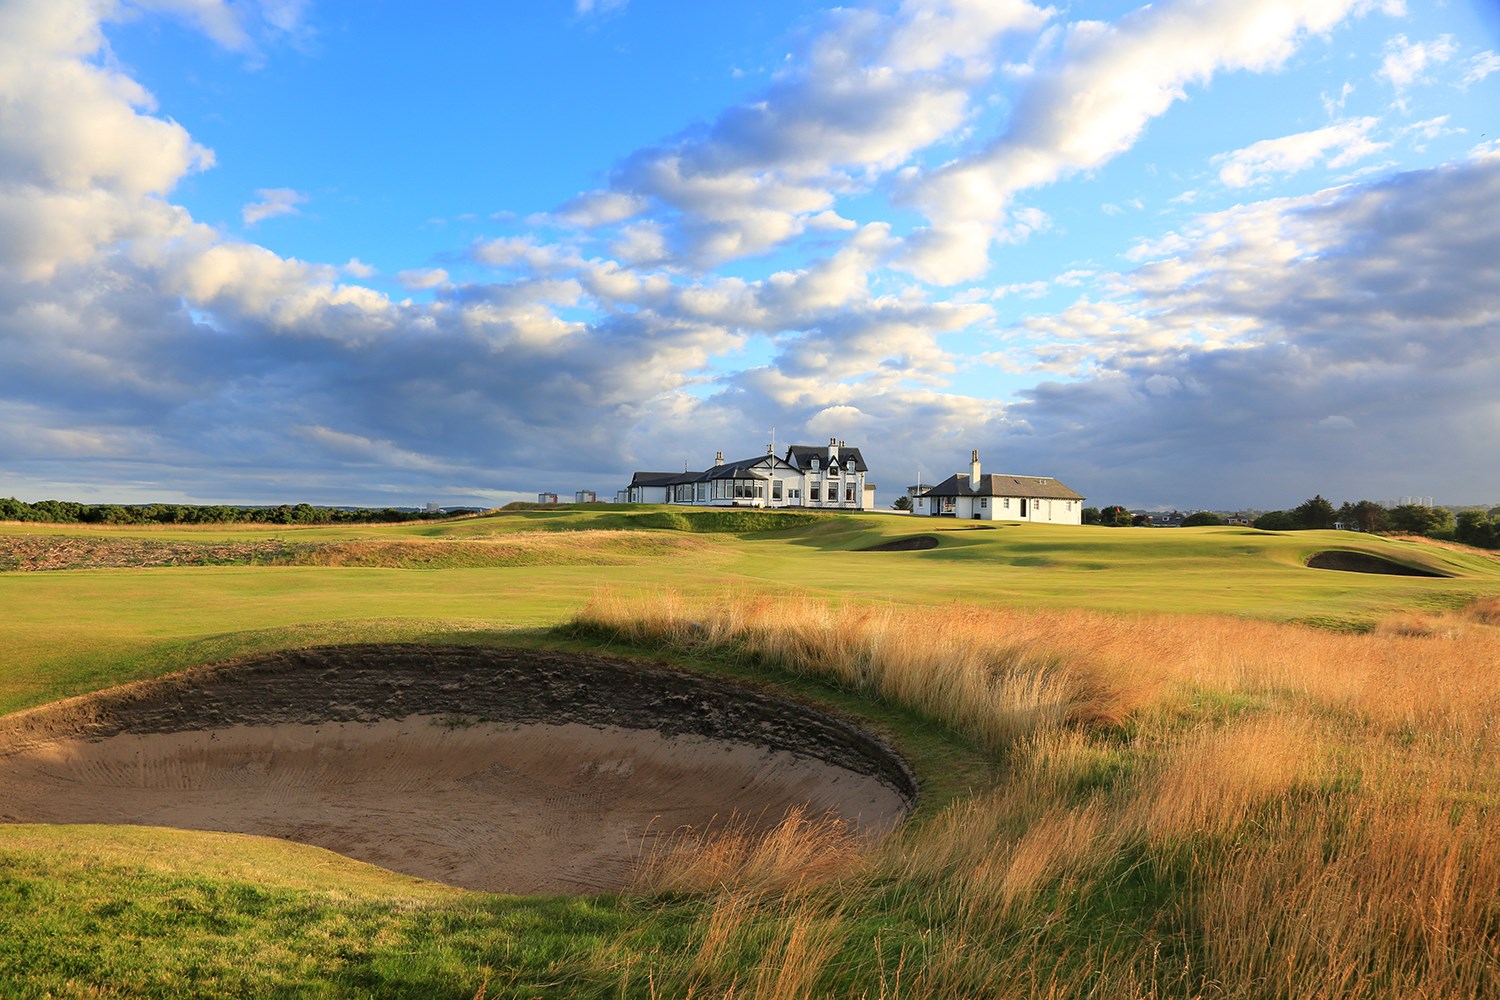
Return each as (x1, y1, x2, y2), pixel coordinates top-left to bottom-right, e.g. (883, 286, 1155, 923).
(2, 511, 1499, 996)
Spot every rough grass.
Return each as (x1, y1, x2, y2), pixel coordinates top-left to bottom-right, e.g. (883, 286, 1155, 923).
(568, 591, 1500, 998)
(4, 519, 1500, 997)
(0, 530, 714, 572)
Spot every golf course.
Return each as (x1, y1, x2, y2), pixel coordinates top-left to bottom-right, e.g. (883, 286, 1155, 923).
(1, 507, 1497, 998)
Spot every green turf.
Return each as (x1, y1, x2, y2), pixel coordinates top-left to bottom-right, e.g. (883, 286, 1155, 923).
(2, 511, 1498, 996)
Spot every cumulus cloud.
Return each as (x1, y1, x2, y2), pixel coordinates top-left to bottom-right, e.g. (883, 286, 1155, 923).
(899, 0, 1385, 284)
(1378, 33, 1457, 102)
(241, 187, 307, 225)
(1, 0, 1494, 510)
(395, 267, 448, 290)
(0, 0, 212, 279)
(561, 0, 1051, 268)
(985, 149, 1500, 505)
(1213, 118, 1386, 187)
(1463, 51, 1500, 87)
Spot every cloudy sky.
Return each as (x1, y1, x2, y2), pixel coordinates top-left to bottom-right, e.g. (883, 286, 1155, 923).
(2, 0, 1497, 510)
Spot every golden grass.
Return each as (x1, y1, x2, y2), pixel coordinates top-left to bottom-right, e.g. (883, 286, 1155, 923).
(583, 589, 1500, 998)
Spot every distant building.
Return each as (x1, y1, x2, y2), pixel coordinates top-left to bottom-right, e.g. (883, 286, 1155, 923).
(623, 439, 872, 510)
(913, 449, 1084, 524)
(537, 492, 559, 504)
(575, 490, 597, 504)
(424, 502, 442, 514)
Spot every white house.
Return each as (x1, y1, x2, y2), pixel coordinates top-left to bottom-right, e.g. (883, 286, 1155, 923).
(913, 450, 1084, 524)
(624, 439, 873, 510)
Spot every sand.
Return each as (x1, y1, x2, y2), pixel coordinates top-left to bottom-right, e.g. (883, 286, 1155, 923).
(0, 646, 914, 895)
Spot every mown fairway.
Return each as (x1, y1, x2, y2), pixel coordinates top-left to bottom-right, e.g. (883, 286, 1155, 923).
(2, 508, 1498, 997)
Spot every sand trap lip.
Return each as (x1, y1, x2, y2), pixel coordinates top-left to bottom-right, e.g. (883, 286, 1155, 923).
(859, 535, 940, 551)
(1306, 550, 1451, 577)
(0, 645, 915, 896)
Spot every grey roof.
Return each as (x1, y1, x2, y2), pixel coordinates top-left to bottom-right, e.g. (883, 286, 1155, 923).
(922, 473, 1084, 501)
(784, 444, 868, 473)
(701, 454, 796, 481)
(629, 471, 684, 488)
(631, 454, 799, 488)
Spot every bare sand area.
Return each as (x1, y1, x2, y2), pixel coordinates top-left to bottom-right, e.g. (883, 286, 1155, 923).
(0, 646, 915, 895)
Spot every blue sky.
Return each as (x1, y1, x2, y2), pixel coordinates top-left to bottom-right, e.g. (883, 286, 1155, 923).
(2, 0, 1498, 510)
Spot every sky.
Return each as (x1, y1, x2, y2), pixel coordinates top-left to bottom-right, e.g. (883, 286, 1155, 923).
(2, 0, 1498, 511)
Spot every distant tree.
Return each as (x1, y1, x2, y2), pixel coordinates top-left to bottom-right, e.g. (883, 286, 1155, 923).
(1387, 503, 1453, 536)
(1292, 495, 1337, 530)
(1455, 510, 1500, 549)
(1131, 513, 1153, 527)
(1095, 504, 1132, 527)
(891, 495, 913, 511)
(1182, 511, 1226, 527)
(1082, 506, 1101, 525)
(1253, 510, 1297, 531)
(1337, 500, 1388, 533)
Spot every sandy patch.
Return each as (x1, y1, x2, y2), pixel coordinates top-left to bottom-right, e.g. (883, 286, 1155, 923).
(0, 646, 914, 895)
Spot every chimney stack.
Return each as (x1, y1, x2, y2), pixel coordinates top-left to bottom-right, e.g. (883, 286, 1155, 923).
(970, 449, 981, 486)
(715, 450, 724, 466)
(828, 437, 837, 462)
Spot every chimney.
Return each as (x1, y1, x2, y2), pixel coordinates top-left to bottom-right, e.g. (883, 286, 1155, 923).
(767, 442, 773, 455)
(714, 450, 724, 466)
(828, 437, 837, 462)
(970, 449, 981, 486)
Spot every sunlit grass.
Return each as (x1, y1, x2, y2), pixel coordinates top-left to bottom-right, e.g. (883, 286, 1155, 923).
(3, 515, 1500, 996)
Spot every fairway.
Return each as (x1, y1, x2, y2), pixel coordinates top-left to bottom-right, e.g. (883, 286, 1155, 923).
(2, 509, 1498, 998)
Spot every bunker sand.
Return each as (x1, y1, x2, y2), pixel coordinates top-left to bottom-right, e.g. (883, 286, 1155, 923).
(0, 646, 914, 895)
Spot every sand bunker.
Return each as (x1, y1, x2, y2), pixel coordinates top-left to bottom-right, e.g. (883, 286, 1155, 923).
(860, 535, 940, 551)
(1306, 550, 1449, 577)
(0, 646, 914, 896)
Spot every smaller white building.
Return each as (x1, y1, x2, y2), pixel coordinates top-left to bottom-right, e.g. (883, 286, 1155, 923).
(913, 450, 1084, 524)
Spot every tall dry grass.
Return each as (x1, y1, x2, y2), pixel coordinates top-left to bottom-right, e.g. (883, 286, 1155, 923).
(579, 589, 1500, 998)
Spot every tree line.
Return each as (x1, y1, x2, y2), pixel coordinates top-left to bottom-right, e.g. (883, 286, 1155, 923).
(0, 498, 482, 526)
(1083, 496, 1500, 549)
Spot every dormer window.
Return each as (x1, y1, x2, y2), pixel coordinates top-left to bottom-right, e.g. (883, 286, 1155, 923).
(811, 457, 819, 472)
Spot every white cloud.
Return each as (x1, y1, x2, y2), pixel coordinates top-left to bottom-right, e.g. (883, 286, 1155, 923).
(574, 0, 627, 17)
(241, 187, 306, 225)
(565, 0, 1052, 267)
(1378, 34, 1457, 96)
(982, 150, 1500, 504)
(900, 0, 1381, 284)
(1213, 118, 1386, 187)
(1463, 51, 1500, 88)
(396, 267, 448, 290)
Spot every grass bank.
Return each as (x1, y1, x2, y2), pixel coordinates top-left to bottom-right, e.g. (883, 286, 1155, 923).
(2, 516, 1499, 996)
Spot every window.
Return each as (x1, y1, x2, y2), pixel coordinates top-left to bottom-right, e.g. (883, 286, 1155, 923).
(1003, 498, 1010, 509)
(697, 483, 707, 502)
(979, 498, 988, 508)
(810, 485, 821, 501)
(772, 481, 783, 500)
(789, 488, 800, 500)
(845, 485, 854, 502)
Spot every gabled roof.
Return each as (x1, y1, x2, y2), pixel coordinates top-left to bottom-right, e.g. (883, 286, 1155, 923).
(784, 445, 868, 473)
(922, 473, 1084, 501)
(701, 453, 797, 481)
